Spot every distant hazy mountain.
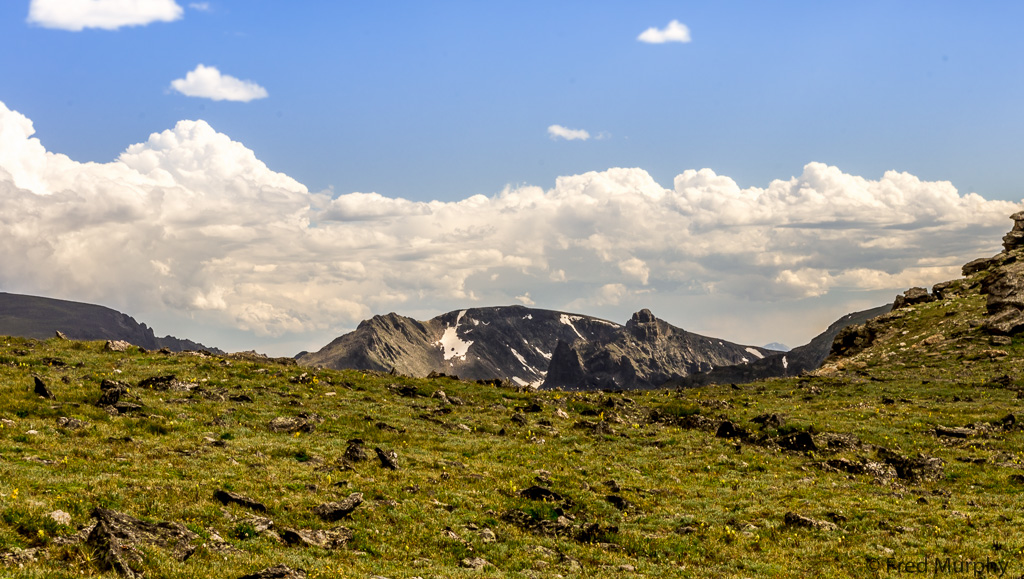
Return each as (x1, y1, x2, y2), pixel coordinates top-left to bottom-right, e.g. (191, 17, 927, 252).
(298, 305, 772, 390)
(672, 304, 893, 387)
(762, 342, 790, 352)
(0, 292, 221, 353)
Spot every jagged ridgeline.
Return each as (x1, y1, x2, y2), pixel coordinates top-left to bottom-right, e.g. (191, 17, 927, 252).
(298, 306, 773, 390)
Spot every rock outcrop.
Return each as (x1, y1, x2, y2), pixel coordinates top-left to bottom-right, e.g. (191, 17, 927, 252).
(979, 212, 1024, 335)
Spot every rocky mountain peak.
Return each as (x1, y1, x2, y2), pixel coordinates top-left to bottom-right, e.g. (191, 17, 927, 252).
(629, 309, 657, 325)
(626, 309, 661, 341)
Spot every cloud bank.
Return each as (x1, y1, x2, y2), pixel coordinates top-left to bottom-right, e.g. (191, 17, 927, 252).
(548, 125, 590, 141)
(171, 65, 268, 102)
(637, 20, 691, 44)
(28, 0, 183, 31)
(0, 100, 1017, 351)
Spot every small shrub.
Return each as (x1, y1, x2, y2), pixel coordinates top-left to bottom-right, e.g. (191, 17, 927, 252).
(658, 400, 701, 419)
(230, 522, 257, 541)
(776, 423, 818, 436)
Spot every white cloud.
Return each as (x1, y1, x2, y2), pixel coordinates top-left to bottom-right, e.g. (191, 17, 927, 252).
(618, 257, 650, 285)
(170, 64, 268, 102)
(0, 99, 1019, 354)
(27, 0, 183, 31)
(188, 2, 210, 10)
(638, 20, 691, 44)
(515, 293, 535, 306)
(547, 125, 590, 141)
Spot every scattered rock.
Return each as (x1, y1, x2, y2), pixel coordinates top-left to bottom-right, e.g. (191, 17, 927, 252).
(86, 507, 199, 578)
(33, 376, 54, 399)
(312, 493, 363, 521)
(48, 510, 72, 525)
(56, 416, 86, 429)
(778, 432, 817, 452)
(388, 384, 421, 397)
(98, 380, 131, 406)
(238, 565, 307, 579)
(280, 527, 353, 549)
(111, 402, 144, 414)
(821, 458, 896, 482)
(501, 509, 617, 543)
(934, 425, 976, 439)
(137, 375, 189, 391)
(460, 557, 492, 570)
(375, 447, 399, 470)
(289, 373, 316, 385)
(519, 486, 563, 502)
(432, 390, 463, 405)
(104, 340, 132, 352)
(267, 413, 322, 433)
(893, 287, 935, 310)
(214, 490, 268, 513)
(964, 256, 998, 276)
(234, 515, 276, 538)
(752, 413, 785, 429)
(55, 330, 68, 340)
(715, 420, 747, 439)
(878, 449, 945, 483)
(0, 547, 40, 566)
(606, 495, 631, 511)
(783, 512, 838, 531)
(344, 439, 369, 462)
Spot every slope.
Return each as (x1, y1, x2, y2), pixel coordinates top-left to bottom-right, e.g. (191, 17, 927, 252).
(0, 292, 220, 353)
(675, 303, 893, 386)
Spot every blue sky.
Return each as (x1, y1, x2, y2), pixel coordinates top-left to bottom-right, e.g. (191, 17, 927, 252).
(6, 1, 1022, 201)
(1, 1, 1022, 356)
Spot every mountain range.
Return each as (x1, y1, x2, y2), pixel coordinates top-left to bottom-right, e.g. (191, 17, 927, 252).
(296, 304, 881, 390)
(0, 292, 221, 353)
(0, 290, 891, 389)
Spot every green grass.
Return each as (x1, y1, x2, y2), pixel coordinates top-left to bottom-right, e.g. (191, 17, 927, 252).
(2, 272, 1024, 577)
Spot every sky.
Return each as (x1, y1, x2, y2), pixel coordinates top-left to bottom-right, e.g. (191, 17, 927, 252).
(1, 1, 1022, 356)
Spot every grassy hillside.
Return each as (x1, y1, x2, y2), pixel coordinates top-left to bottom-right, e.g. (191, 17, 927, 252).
(2, 267, 1024, 578)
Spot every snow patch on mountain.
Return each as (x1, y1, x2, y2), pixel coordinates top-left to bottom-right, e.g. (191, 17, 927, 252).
(438, 310, 474, 361)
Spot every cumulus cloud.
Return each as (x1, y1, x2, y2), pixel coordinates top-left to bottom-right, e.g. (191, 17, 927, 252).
(170, 65, 268, 102)
(637, 20, 691, 44)
(547, 125, 590, 141)
(0, 99, 1019, 352)
(618, 257, 650, 285)
(28, 0, 183, 31)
